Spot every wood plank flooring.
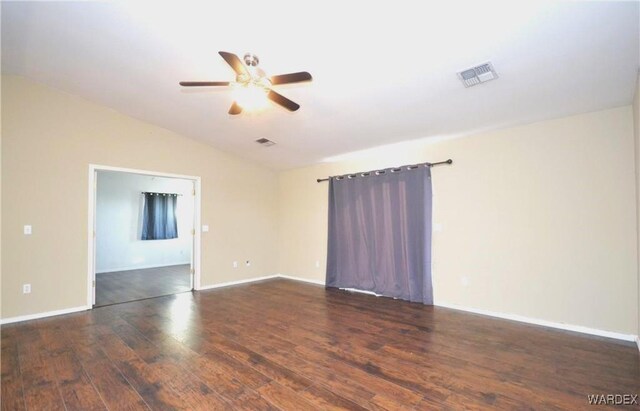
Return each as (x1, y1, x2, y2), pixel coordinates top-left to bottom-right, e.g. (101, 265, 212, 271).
(95, 264, 191, 307)
(2, 279, 638, 410)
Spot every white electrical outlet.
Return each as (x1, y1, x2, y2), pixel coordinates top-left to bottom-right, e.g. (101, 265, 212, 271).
(24, 225, 32, 235)
(245, 260, 251, 267)
(232, 261, 238, 268)
(23, 284, 31, 294)
(202, 225, 209, 233)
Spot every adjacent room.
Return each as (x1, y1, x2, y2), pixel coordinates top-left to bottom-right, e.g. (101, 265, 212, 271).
(1, 1, 639, 410)
(94, 170, 195, 306)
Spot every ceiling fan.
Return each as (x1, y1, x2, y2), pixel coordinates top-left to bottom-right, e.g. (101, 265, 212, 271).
(180, 51, 312, 115)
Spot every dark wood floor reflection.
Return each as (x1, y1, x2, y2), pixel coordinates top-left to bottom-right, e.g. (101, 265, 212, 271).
(2, 279, 638, 410)
(95, 264, 191, 307)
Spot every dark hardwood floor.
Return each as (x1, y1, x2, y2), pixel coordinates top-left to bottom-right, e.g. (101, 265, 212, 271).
(2, 279, 638, 410)
(95, 264, 192, 307)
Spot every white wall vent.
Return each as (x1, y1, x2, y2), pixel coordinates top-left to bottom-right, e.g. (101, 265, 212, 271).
(255, 138, 276, 147)
(457, 62, 498, 88)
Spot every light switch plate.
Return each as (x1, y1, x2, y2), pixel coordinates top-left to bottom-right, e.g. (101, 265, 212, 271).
(24, 225, 32, 235)
(201, 225, 209, 232)
(232, 261, 238, 268)
(23, 284, 31, 294)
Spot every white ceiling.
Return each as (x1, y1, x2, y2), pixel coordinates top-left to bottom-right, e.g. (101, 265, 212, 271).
(2, 1, 639, 169)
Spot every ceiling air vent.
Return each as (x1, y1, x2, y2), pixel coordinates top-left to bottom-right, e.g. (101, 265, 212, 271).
(457, 62, 498, 88)
(255, 138, 276, 147)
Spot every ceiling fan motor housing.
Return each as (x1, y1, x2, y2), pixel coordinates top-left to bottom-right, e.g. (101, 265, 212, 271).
(243, 53, 259, 67)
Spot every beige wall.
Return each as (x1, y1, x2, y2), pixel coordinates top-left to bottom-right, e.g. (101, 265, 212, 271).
(3, 74, 638, 336)
(278, 107, 638, 335)
(1, 75, 279, 319)
(633, 72, 640, 339)
(0, 11, 2, 323)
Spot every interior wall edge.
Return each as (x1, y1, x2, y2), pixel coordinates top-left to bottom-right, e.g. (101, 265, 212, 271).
(632, 70, 640, 341)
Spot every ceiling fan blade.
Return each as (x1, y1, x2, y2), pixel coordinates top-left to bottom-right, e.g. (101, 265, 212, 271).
(270, 72, 313, 85)
(219, 51, 249, 76)
(267, 90, 300, 111)
(179, 81, 230, 87)
(228, 101, 242, 115)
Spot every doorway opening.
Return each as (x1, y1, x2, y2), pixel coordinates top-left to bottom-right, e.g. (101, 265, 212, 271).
(88, 165, 201, 307)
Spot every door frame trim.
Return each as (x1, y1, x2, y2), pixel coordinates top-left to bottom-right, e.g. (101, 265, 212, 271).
(87, 164, 202, 307)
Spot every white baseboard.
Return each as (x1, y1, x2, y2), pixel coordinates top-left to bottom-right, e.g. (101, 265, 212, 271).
(342, 288, 382, 296)
(0, 305, 90, 325)
(197, 274, 280, 291)
(196, 274, 640, 344)
(277, 274, 325, 286)
(2, 275, 636, 346)
(97, 261, 191, 274)
(271, 274, 637, 343)
(195, 274, 324, 292)
(0, 275, 285, 325)
(435, 302, 637, 342)
(276, 275, 383, 297)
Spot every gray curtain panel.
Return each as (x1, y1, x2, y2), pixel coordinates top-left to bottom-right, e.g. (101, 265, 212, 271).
(326, 166, 433, 304)
(141, 193, 178, 240)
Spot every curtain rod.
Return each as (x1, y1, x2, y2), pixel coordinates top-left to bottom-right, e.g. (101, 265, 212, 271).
(141, 192, 183, 196)
(316, 159, 453, 183)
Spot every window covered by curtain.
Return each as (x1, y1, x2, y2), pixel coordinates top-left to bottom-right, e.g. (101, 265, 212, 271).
(326, 166, 433, 304)
(141, 193, 178, 240)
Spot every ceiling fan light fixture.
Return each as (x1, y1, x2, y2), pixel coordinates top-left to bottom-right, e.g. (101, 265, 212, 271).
(180, 51, 311, 114)
(233, 83, 269, 111)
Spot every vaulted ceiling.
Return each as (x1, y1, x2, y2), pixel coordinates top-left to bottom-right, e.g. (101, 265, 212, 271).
(2, 1, 638, 169)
